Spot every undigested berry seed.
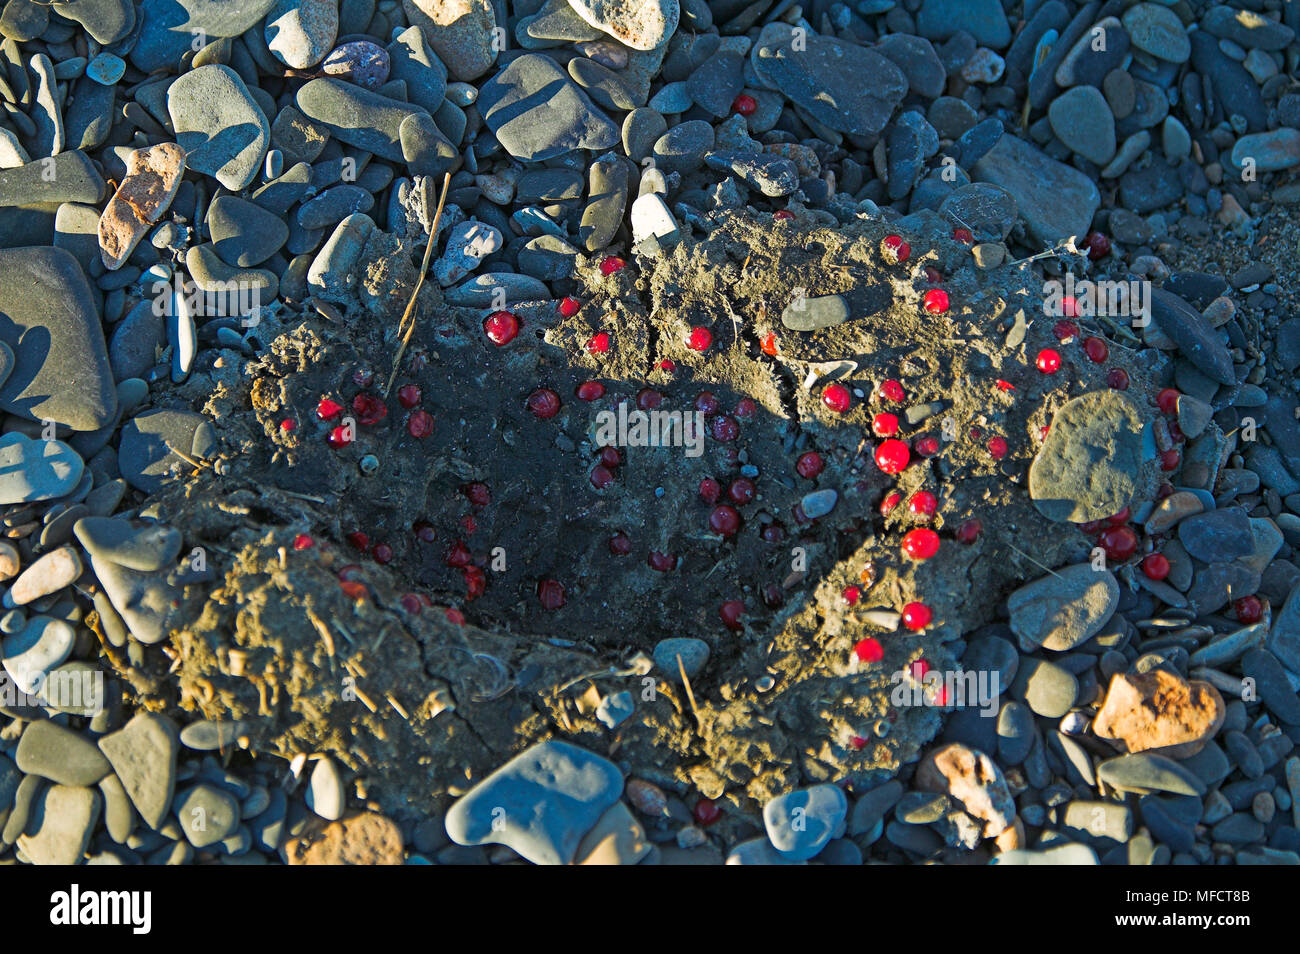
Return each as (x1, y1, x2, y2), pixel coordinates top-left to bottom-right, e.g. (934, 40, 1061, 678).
(699, 477, 721, 503)
(732, 93, 757, 115)
(483, 311, 519, 345)
(1234, 595, 1263, 624)
(598, 446, 621, 468)
(822, 383, 851, 413)
(842, 585, 860, 606)
(608, 532, 631, 555)
(796, 451, 824, 479)
(710, 415, 739, 441)
(719, 600, 745, 631)
(914, 435, 940, 457)
(1160, 448, 1180, 471)
(527, 388, 561, 418)
(687, 327, 713, 352)
(1084, 336, 1109, 363)
(590, 465, 614, 489)
(636, 388, 662, 411)
(875, 439, 911, 474)
(407, 410, 434, 437)
(1106, 368, 1130, 390)
(880, 490, 902, 514)
(328, 425, 352, 447)
(648, 550, 675, 572)
(872, 412, 899, 437)
(293, 533, 313, 550)
(352, 392, 388, 426)
(576, 380, 605, 401)
(956, 519, 981, 544)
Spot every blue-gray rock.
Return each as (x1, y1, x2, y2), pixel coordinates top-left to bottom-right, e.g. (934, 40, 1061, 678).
(0, 433, 83, 504)
(1151, 288, 1235, 385)
(16, 720, 111, 786)
(916, 0, 1010, 47)
(167, 66, 269, 190)
(751, 31, 907, 137)
(118, 409, 218, 494)
(1097, 753, 1207, 796)
(1241, 649, 1300, 725)
(1049, 86, 1117, 165)
(97, 712, 180, 829)
(1121, 3, 1190, 62)
(972, 132, 1099, 244)
(444, 740, 623, 865)
(17, 784, 101, 865)
(800, 489, 838, 520)
(174, 782, 240, 847)
(133, 0, 276, 72)
(653, 637, 709, 681)
(208, 195, 289, 267)
(876, 34, 945, 99)
(996, 701, 1035, 765)
(1008, 563, 1119, 652)
(763, 784, 848, 860)
(1011, 657, 1078, 718)
(296, 78, 429, 163)
(1190, 30, 1266, 132)
(0, 246, 116, 431)
(781, 294, 848, 331)
(386, 26, 447, 115)
(1177, 507, 1253, 562)
(1203, 5, 1294, 51)
(479, 54, 618, 162)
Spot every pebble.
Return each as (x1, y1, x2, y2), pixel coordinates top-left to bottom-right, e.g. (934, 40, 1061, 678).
(567, 0, 677, 51)
(1094, 669, 1225, 757)
(1, 616, 75, 695)
(167, 65, 270, 191)
(444, 741, 623, 865)
(306, 756, 346, 820)
(1007, 564, 1119, 652)
(174, 782, 240, 847)
(286, 812, 404, 864)
(1028, 390, 1145, 524)
(16, 720, 112, 786)
(1010, 657, 1077, 718)
(479, 54, 619, 162)
(1241, 649, 1300, 725)
(800, 489, 838, 520)
(7, 547, 81, 607)
(1177, 507, 1254, 563)
(916, 0, 1010, 48)
(297, 78, 425, 163)
(98, 142, 186, 270)
(1048, 86, 1116, 165)
(97, 712, 180, 829)
(402, 0, 496, 81)
(118, 408, 218, 495)
(265, 0, 338, 70)
(1122, 4, 1190, 63)
(763, 784, 847, 860)
(18, 785, 101, 865)
(652, 637, 709, 681)
(916, 743, 1014, 838)
(972, 130, 1099, 244)
(1098, 753, 1207, 797)
(0, 433, 84, 504)
(1231, 129, 1300, 173)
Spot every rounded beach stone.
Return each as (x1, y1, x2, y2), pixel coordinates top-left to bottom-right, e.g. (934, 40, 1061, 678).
(1029, 390, 1146, 523)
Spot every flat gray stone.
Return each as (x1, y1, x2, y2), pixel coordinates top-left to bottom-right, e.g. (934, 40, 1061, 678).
(1151, 288, 1235, 385)
(444, 740, 623, 865)
(207, 195, 289, 267)
(763, 784, 847, 860)
(296, 77, 428, 163)
(652, 637, 709, 681)
(0, 246, 116, 431)
(17, 784, 100, 865)
(480, 54, 619, 162)
(174, 782, 240, 847)
(1097, 753, 1206, 796)
(16, 720, 112, 786)
(1008, 564, 1120, 652)
(1029, 390, 1146, 523)
(117, 408, 218, 494)
(167, 65, 269, 190)
(0, 432, 83, 504)
(97, 711, 180, 829)
(1177, 507, 1254, 563)
(973, 133, 1100, 244)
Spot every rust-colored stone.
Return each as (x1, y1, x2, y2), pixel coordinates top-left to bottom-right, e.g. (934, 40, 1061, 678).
(1092, 669, 1225, 758)
(99, 142, 186, 270)
(285, 811, 404, 865)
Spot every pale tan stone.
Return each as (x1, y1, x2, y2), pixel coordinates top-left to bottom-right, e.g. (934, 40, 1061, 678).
(916, 743, 1015, 839)
(286, 811, 404, 864)
(98, 142, 186, 270)
(1093, 669, 1225, 758)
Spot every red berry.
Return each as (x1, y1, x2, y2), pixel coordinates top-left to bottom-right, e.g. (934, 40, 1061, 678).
(1234, 595, 1263, 624)
(719, 600, 744, 631)
(924, 266, 943, 284)
(854, 638, 884, 664)
(352, 369, 374, 388)
(537, 578, 566, 609)
(397, 384, 422, 409)
(695, 391, 720, 416)
(796, 451, 824, 479)
(559, 296, 582, 318)
(608, 532, 631, 555)
(527, 388, 561, 419)
(576, 380, 605, 401)
(599, 256, 626, 275)
(1157, 388, 1180, 415)
(728, 478, 755, 505)
(1098, 525, 1138, 561)
(902, 527, 940, 560)
(901, 602, 933, 631)
(1106, 368, 1130, 390)
(881, 234, 911, 264)
(352, 392, 388, 426)
(822, 383, 851, 414)
(636, 388, 662, 411)
(761, 524, 785, 543)
(732, 93, 757, 115)
(463, 482, 491, 507)
(850, 735, 869, 750)
(483, 310, 519, 345)
(293, 533, 314, 550)
(875, 439, 911, 474)
(709, 505, 740, 536)
(733, 398, 756, 419)
(339, 580, 368, 600)
(1107, 506, 1130, 525)
(399, 593, 422, 614)
(373, 543, 393, 564)
(1084, 336, 1109, 363)
(995, 379, 1016, 392)
(914, 435, 940, 457)
(327, 425, 353, 447)
(280, 417, 297, 432)
(346, 531, 369, 551)
(413, 520, 436, 543)
(1084, 230, 1111, 261)
(842, 586, 860, 606)
(1060, 296, 1082, 319)
(761, 332, 778, 356)
(1141, 553, 1170, 581)
(956, 518, 982, 544)
(987, 436, 1008, 459)
(658, 359, 675, 373)
(1036, 348, 1062, 374)
(1053, 320, 1079, 342)
(908, 491, 938, 517)
(952, 227, 973, 244)
(599, 446, 621, 468)
(445, 607, 465, 625)
(1160, 448, 1180, 471)
(880, 490, 902, 514)
(878, 379, 906, 403)
(590, 465, 614, 489)
(872, 412, 900, 437)
(648, 550, 675, 572)
(693, 798, 722, 826)
(463, 565, 485, 599)
(407, 410, 434, 437)
(772, 209, 794, 221)
(710, 415, 739, 441)
(911, 659, 931, 681)
(686, 327, 713, 352)
(444, 540, 472, 568)
(316, 397, 344, 421)
(923, 289, 950, 314)
(586, 331, 610, 354)
(698, 477, 721, 503)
